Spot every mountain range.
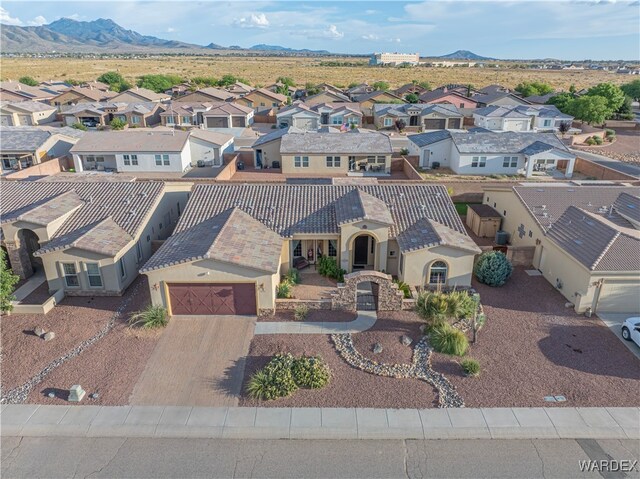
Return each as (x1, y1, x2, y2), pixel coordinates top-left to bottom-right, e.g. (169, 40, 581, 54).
(1, 17, 492, 60)
(0, 18, 335, 54)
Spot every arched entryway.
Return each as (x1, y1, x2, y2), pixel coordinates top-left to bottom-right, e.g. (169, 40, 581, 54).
(351, 233, 376, 271)
(17, 229, 43, 275)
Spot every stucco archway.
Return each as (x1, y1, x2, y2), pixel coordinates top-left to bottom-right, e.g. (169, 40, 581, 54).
(348, 232, 379, 272)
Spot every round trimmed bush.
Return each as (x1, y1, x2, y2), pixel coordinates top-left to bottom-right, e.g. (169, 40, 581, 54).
(474, 251, 513, 287)
(246, 353, 298, 400)
(461, 358, 480, 377)
(291, 356, 330, 389)
(429, 323, 468, 356)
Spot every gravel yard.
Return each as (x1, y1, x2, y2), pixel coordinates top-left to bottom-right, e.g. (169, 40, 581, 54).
(240, 317, 440, 408)
(2, 278, 162, 405)
(19, 283, 53, 305)
(431, 268, 640, 408)
(258, 310, 357, 323)
(291, 272, 337, 300)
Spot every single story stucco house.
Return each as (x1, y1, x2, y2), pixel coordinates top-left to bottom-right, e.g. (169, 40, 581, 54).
(483, 184, 640, 314)
(141, 183, 481, 315)
(1, 181, 190, 298)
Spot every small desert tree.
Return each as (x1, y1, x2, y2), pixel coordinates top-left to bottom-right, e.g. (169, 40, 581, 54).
(474, 251, 513, 287)
(19, 76, 38, 86)
(110, 117, 127, 130)
(372, 81, 390, 91)
(1, 249, 19, 313)
(558, 121, 571, 138)
(405, 93, 419, 103)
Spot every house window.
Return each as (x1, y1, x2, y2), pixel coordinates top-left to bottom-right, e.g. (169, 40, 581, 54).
(326, 156, 333, 167)
(326, 156, 341, 167)
(163, 154, 170, 166)
(131, 116, 141, 124)
(85, 263, 103, 288)
(543, 119, 552, 127)
(479, 156, 486, 167)
(294, 156, 309, 168)
(182, 116, 191, 124)
(510, 156, 517, 167)
(155, 154, 162, 166)
(131, 154, 138, 166)
(399, 253, 404, 274)
(272, 102, 277, 107)
(328, 240, 337, 257)
(86, 155, 95, 163)
(118, 258, 126, 279)
(136, 241, 143, 262)
(166, 116, 175, 125)
(123, 154, 131, 166)
(96, 156, 104, 163)
(384, 118, 393, 127)
(472, 156, 479, 167)
(293, 241, 302, 257)
(367, 156, 376, 164)
(429, 261, 448, 285)
(377, 156, 386, 164)
(332, 116, 343, 125)
(63, 263, 79, 287)
(529, 230, 533, 238)
(502, 156, 510, 168)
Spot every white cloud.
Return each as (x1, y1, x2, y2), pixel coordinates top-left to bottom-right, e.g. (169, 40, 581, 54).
(68, 13, 82, 21)
(27, 15, 47, 26)
(308, 24, 344, 39)
(166, 27, 176, 33)
(364, 9, 377, 15)
(361, 33, 379, 41)
(234, 13, 270, 29)
(0, 7, 23, 26)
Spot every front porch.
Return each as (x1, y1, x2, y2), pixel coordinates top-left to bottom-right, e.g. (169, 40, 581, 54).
(524, 151, 575, 178)
(291, 268, 338, 300)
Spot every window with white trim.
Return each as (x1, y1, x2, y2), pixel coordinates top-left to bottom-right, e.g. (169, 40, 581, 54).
(332, 116, 343, 125)
(131, 116, 141, 124)
(294, 156, 309, 168)
(85, 263, 103, 288)
(155, 154, 162, 166)
(471, 156, 486, 168)
(123, 154, 131, 165)
(384, 117, 393, 127)
(131, 154, 138, 166)
(429, 261, 448, 285)
(63, 263, 79, 287)
(162, 154, 170, 166)
(118, 258, 126, 279)
(503, 156, 518, 168)
(377, 156, 386, 164)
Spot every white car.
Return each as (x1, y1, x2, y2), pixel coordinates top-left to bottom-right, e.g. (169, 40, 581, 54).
(621, 317, 640, 347)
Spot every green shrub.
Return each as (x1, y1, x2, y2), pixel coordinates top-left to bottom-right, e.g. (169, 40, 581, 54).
(246, 353, 331, 400)
(291, 356, 330, 389)
(461, 358, 480, 377)
(393, 279, 412, 299)
(474, 251, 513, 287)
(605, 128, 615, 137)
(128, 305, 169, 329)
(110, 117, 127, 130)
(19, 76, 38, 86)
(276, 280, 293, 299)
(285, 269, 300, 285)
(585, 137, 596, 146)
(1, 249, 19, 313)
(400, 147, 409, 155)
(293, 304, 309, 321)
(445, 290, 477, 320)
(416, 290, 476, 325)
(429, 323, 468, 356)
(593, 135, 603, 145)
(317, 256, 346, 282)
(71, 122, 88, 131)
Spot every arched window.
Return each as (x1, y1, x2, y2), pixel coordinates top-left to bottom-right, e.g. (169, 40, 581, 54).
(429, 261, 448, 285)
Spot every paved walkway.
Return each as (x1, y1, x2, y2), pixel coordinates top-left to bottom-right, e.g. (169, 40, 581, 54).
(130, 315, 255, 407)
(12, 270, 45, 302)
(2, 405, 637, 440)
(254, 310, 377, 335)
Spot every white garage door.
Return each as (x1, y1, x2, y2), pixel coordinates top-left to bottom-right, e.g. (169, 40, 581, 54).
(596, 281, 640, 314)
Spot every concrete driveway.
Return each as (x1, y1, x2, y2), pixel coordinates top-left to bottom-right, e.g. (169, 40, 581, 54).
(130, 315, 256, 407)
(598, 313, 640, 360)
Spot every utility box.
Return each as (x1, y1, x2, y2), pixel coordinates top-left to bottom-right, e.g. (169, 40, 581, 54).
(466, 204, 502, 238)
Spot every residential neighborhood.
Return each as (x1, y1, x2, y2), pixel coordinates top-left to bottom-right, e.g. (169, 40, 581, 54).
(0, 2, 639, 477)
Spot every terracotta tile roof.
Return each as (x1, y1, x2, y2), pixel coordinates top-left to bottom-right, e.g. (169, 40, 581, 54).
(396, 217, 481, 254)
(158, 183, 468, 242)
(1, 181, 164, 257)
(141, 208, 282, 274)
(546, 206, 640, 272)
(16, 190, 84, 226)
(511, 184, 638, 231)
(613, 192, 640, 224)
(335, 189, 394, 225)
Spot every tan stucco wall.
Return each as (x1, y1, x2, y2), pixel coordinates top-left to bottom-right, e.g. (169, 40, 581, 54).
(538, 236, 640, 313)
(400, 245, 475, 287)
(238, 92, 285, 109)
(253, 138, 282, 168)
(280, 153, 390, 175)
(339, 221, 389, 273)
(145, 258, 279, 312)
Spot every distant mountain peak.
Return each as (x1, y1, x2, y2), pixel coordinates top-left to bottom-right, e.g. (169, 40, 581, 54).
(436, 50, 494, 61)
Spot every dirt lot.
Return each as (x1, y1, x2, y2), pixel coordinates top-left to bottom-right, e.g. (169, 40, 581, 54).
(1, 56, 624, 91)
(431, 268, 640, 408)
(2, 278, 162, 405)
(240, 311, 439, 408)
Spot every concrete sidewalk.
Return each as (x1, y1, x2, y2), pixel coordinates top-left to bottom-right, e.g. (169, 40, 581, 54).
(254, 310, 377, 335)
(2, 405, 638, 440)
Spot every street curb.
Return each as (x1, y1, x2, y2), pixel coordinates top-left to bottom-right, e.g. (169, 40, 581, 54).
(1, 405, 638, 440)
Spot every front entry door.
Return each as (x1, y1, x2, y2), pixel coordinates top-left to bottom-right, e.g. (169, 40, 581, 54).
(354, 236, 369, 265)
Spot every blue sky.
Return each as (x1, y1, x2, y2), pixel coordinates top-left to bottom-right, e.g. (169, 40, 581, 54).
(2, 1, 639, 60)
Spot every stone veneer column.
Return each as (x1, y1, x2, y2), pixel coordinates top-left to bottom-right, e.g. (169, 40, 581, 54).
(4, 240, 33, 280)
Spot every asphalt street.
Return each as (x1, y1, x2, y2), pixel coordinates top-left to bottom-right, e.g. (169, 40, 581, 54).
(2, 437, 639, 478)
